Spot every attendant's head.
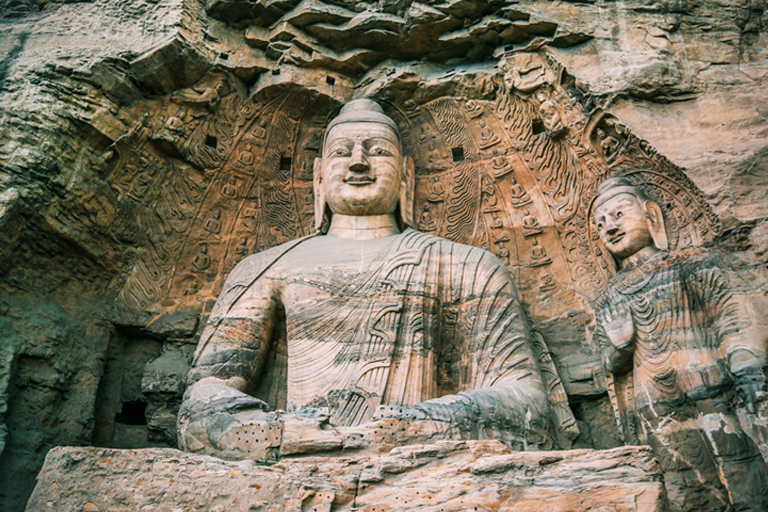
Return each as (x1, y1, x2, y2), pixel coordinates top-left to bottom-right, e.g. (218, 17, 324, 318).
(314, 99, 414, 230)
(593, 177, 668, 267)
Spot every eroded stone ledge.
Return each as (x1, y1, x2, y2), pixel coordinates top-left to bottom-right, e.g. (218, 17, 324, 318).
(26, 442, 666, 511)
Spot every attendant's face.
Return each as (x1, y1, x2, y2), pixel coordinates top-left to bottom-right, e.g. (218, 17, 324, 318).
(322, 122, 402, 216)
(594, 192, 653, 260)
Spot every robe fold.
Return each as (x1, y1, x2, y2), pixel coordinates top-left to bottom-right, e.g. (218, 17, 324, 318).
(186, 229, 554, 446)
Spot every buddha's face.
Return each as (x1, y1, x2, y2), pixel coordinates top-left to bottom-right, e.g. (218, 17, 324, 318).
(594, 192, 654, 260)
(322, 121, 402, 216)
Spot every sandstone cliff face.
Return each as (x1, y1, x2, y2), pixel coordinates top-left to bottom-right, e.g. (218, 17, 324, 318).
(0, 1, 766, 511)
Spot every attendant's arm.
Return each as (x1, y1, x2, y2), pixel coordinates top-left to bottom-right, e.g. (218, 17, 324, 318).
(693, 262, 767, 411)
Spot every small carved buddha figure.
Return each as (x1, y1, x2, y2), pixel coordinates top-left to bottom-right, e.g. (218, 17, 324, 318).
(536, 90, 564, 136)
(427, 176, 445, 203)
(137, 154, 154, 174)
(203, 210, 222, 235)
(181, 275, 199, 296)
(251, 119, 267, 142)
(495, 244, 510, 266)
(417, 204, 437, 232)
(491, 150, 512, 177)
(522, 209, 542, 237)
(596, 128, 620, 159)
(234, 236, 249, 260)
(235, 144, 255, 173)
(404, 99, 421, 118)
(117, 111, 150, 147)
(93, 149, 115, 176)
(509, 176, 532, 207)
(539, 273, 555, 293)
(490, 215, 503, 229)
(221, 177, 238, 199)
(529, 238, 551, 267)
(465, 99, 483, 118)
(242, 207, 257, 232)
(481, 176, 499, 211)
(303, 188, 314, 206)
(481, 174, 495, 196)
(163, 109, 186, 139)
(178, 99, 554, 462)
(192, 243, 211, 272)
(494, 231, 511, 245)
(478, 119, 500, 149)
(592, 177, 768, 511)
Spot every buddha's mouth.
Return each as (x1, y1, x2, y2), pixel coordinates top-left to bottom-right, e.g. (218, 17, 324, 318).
(609, 233, 625, 244)
(344, 177, 376, 185)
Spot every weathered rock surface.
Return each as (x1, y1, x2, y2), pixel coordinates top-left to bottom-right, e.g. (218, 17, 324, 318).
(0, 0, 766, 511)
(26, 442, 667, 512)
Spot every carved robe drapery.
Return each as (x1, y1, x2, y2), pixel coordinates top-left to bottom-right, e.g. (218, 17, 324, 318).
(594, 248, 768, 511)
(187, 229, 549, 443)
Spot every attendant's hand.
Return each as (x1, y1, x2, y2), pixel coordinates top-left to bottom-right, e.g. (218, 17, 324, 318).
(602, 301, 634, 352)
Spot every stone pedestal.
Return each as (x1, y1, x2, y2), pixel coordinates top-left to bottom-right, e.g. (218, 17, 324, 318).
(26, 442, 667, 512)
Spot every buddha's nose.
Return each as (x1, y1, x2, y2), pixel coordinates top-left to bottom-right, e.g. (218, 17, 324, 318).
(348, 144, 369, 173)
(605, 217, 619, 234)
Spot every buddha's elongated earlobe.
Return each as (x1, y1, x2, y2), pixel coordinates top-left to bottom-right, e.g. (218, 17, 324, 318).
(644, 200, 668, 251)
(399, 155, 415, 228)
(313, 157, 329, 233)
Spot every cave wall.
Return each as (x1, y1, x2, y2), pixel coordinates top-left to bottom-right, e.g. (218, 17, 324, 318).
(0, 1, 766, 511)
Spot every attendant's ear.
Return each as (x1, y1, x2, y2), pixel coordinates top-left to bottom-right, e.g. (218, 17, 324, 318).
(399, 155, 416, 228)
(643, 200, 668, 250)
(313, 157, 328, 233)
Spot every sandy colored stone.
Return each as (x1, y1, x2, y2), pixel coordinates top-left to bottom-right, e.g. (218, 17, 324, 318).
(592, 177, 768, 511)
(25, 442, 667, 512)
(1, 1, 767, 511)
(177, 99, 577, 465)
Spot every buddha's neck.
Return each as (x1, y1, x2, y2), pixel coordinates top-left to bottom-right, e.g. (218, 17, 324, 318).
(619, 246, 659, 268)
(327, 213, 400, 240)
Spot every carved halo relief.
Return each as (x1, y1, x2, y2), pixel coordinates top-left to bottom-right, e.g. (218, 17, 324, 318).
(62, 8, 768, 502)
(103, 57, 722, 407)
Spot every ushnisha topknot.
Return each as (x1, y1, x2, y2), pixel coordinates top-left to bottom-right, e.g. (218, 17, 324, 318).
(594, 176, 649, 209)
(323, 99, 401, 150)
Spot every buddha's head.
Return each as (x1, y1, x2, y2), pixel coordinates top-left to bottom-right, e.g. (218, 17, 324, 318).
(593, 177, 668, 267)
(314, 99, 414, 231)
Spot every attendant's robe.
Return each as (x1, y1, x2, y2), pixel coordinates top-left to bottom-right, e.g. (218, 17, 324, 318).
(595, 248, 768, 512)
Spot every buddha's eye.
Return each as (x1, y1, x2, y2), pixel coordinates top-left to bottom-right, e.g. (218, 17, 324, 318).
(616, 211, 623, 218)
(332, 147, 348, 156)
(597, 222, 603, 229)
(369, 146, 389, 156)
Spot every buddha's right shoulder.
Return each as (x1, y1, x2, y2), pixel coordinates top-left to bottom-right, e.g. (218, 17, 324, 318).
(224, 235, 316, 287)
